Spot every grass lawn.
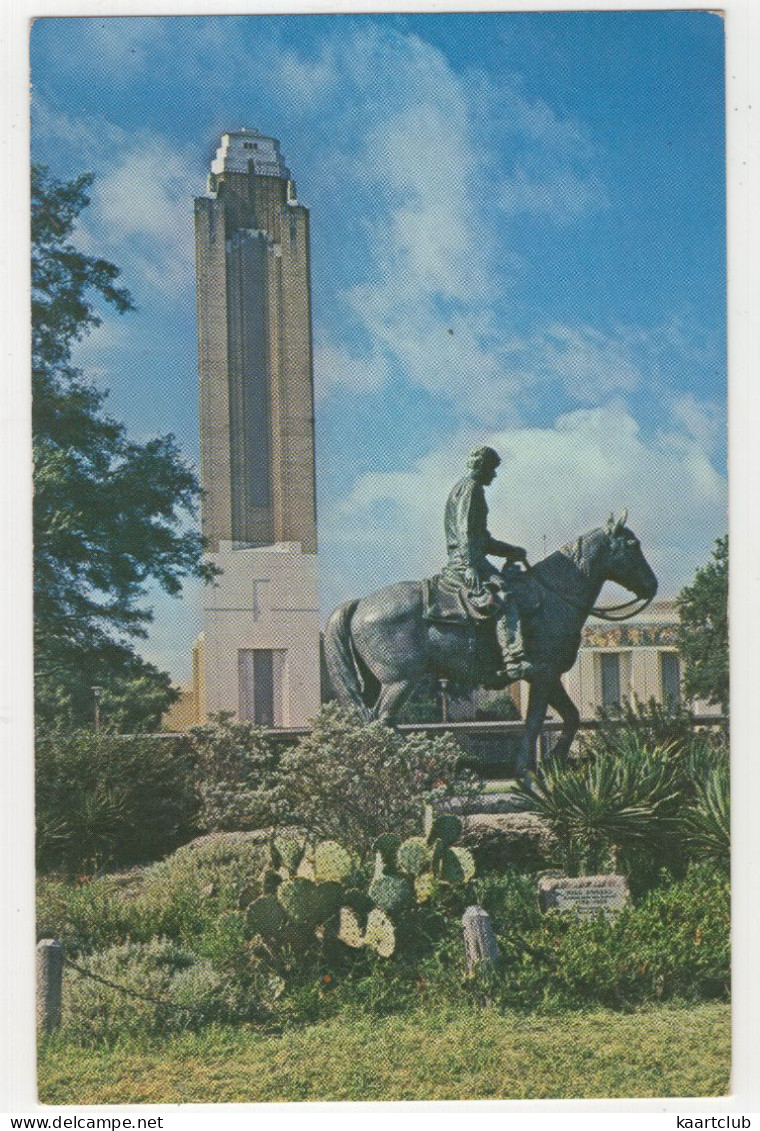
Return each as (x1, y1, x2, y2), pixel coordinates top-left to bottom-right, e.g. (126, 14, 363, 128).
(38, 1001, 730, 1104)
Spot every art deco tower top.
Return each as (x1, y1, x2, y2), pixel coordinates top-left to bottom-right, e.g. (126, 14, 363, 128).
(209, 129, 292, 181)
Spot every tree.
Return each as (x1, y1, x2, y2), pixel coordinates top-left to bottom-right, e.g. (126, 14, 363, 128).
(676, 536, 728, 713)
(32, 165, 215, 730)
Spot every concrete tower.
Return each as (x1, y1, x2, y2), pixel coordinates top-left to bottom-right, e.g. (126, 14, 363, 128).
(192, 130, 320, 727)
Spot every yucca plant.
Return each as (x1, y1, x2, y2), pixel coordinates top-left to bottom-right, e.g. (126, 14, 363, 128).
(514, 740, 682, 876)
(681, 763, 730, 870)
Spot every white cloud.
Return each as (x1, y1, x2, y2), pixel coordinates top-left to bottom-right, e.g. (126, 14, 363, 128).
(498, 167, 609, 221)
(91, 137, 198, 292)
(33, 96, 201, 295)
(318, 400, 727, 615)
(313, 338, 391, 400)
(294, 25, 615, 416)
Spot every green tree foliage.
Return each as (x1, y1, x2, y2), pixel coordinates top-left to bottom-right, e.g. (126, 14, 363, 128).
(676, 536, 729, 712)
(32, 165, 215, 729)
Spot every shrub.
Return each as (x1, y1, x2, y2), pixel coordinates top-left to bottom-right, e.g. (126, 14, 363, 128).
(178, 713, 286, 832)
(278, 704, 482, 860)
(61, 937, 267, 1043)
(514, 740, 681, 878)
(477, 865, 729, 1011)
(36, 729, 200, 873)
(581, 697, 701, 760)
(682, 762, 730, 870)
(37, 833, 272, 958)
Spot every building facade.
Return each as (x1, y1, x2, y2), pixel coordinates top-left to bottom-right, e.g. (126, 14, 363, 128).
(505, 598, 720, 719)
(186, 130, 321, 727)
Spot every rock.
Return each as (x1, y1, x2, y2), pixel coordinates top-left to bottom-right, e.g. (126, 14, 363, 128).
(460, 812, 556, 871)
(448, 792, 532, 816)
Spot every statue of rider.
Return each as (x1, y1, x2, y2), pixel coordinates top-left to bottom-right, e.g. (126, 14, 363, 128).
(441, 446, 541, 681)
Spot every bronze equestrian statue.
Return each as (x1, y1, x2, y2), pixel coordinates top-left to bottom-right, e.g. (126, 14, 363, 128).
(323, 448, 658, 776)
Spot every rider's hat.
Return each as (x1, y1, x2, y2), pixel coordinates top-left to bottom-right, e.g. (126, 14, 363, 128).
(467, 446, 501, 472)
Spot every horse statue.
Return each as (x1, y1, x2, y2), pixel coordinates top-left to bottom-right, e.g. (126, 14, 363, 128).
(323, 512, 658, 777)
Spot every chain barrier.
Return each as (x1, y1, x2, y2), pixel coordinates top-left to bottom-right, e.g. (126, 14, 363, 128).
(63, 955, 191, 1014)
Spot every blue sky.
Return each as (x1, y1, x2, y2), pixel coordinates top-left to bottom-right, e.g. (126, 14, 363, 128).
(30, 11, 727, 684)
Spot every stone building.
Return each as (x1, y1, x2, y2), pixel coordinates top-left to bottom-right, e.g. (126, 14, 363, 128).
(167, 130, 321, 729)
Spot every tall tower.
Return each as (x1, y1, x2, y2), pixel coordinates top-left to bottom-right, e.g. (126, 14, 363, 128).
(192, 130, 320, 727)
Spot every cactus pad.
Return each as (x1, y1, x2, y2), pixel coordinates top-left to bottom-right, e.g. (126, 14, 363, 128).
(337, 906, 364, 949)
(314, 840, 354, 883)
(369, 873, 414, 914)
(363, 909, 396, 957)
(247, 895, 288, 937)
(397, 836, 431, 876)
(437, 846, 465, 882)
(427, 814, 462, 847)
(449, 845, 476, 882)
(414, 872, 437, 903)
(277, 878, 323, 927)
(313, 880, 344, 922)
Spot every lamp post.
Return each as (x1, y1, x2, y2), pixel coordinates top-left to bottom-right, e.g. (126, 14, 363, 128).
(439, 678, 449, 723)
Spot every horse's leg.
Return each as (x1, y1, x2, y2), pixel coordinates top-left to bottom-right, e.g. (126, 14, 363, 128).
(372, 680, 416, 724)
(546, 678, 581, 761)
(516, 678, 550, 780)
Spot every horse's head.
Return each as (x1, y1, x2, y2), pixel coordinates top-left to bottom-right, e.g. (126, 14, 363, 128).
(603, 511, 658, 599)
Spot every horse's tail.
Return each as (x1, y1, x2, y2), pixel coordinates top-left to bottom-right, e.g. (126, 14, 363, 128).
(323, 599, 373, 722)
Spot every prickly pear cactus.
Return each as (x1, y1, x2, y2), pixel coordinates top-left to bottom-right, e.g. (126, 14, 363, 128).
(427, 814, 462, 848)
(397, 836, 432, 877)
(314, 840, 355, 884)
(369, 873, 414, 914)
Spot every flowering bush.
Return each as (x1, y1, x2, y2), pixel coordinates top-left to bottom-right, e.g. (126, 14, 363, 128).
(178, 713, 287, 832)
(278, 704, 481, 859)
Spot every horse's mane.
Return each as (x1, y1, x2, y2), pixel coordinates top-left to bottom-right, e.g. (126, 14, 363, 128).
(534, 526, 608, 583)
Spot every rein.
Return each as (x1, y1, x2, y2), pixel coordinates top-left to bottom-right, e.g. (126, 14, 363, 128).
(523, 563, 654, 622)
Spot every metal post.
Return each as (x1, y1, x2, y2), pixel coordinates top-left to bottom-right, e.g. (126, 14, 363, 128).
(462, 905, 499, 976)
(36, 939, 64, 1033)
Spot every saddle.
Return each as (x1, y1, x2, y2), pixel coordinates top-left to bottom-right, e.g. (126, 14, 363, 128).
(422, 569, 542, 626)
(422, 575, 497, 624)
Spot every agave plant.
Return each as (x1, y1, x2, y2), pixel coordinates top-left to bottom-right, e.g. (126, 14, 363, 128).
(681, 763, 730, 869)
(515, 740, 682, 876)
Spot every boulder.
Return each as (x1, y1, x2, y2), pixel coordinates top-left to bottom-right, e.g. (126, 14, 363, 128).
(461, 812, 556, 871)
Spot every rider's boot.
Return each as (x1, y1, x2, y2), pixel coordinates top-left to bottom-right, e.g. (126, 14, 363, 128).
(495, 606, 546, 681)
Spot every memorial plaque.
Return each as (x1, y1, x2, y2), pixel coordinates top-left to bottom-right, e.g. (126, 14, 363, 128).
(537, 874, 630, 919)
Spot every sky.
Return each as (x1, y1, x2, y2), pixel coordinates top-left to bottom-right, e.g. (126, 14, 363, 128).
(29, 11, 727, 685)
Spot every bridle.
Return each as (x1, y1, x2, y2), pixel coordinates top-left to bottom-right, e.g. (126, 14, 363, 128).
(523, 563, 654, 622)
